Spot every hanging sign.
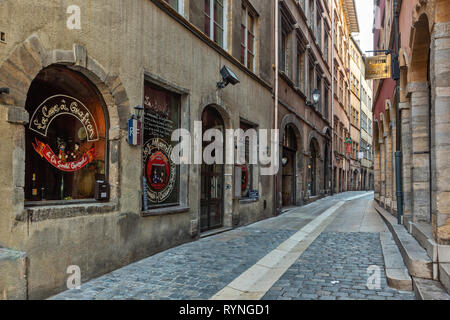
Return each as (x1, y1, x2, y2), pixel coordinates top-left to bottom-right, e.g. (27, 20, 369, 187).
(365, 55, 392, 80)
(32, 138, 95, 172)
(29, 95, 99, 142)
(345, 137, 352, 145)
(346, 143, 352, 154)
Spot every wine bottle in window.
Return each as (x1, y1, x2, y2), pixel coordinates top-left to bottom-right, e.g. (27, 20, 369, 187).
(31, 173, 39, 201)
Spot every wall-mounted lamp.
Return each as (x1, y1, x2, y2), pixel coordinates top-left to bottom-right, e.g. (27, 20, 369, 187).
(312, 89, 320, 104)
(306, 88, 320, 107)
(134, 105, 144, 120)
(0, 87, 10, 94)
(282, 157, 288, 166)
(217, 66, 240, 89)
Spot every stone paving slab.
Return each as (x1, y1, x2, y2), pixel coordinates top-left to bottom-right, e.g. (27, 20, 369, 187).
(262, 232, 416, 300)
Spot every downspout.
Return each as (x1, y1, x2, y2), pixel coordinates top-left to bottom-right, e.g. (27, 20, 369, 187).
(274, 0, 280, 214)
(331, 0, 335, 195)
(393, 0, 404, 225)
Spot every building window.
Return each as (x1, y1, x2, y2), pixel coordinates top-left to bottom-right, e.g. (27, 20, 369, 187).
(280, 15, 292, 76)
(316, 5, 322, 49)
(299, 0, 305, 11)
(324, 84, 329, 119)
(308, 0, 314, 33)
(164, 0, 183, 14)
(296, 41, 306, 92)
(241, 4, 257, 72)
(142, 81, 181, 209)
(324, 27, 329, 64)
(204, 0, 226, 48)
(25, 66, 108, 204)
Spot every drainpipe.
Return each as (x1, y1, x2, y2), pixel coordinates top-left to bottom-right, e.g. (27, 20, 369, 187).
(331, 0, 335, 195)
(274, 0, 280, 215)
(393, 0, 403, 225)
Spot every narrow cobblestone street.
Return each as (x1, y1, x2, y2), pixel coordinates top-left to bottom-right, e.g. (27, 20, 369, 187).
(51, 192, 415, 300)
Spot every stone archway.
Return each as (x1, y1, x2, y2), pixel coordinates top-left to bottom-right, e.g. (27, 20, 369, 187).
(308, 136, 321, 197)
(408, 13, 433, 223)
(198, 94, 234, 228)
(279, 114, 304, 209)
(0, 34, 130, 219)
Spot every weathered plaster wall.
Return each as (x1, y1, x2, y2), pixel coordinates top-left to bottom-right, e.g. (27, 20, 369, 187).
(0, 0, 275, 299)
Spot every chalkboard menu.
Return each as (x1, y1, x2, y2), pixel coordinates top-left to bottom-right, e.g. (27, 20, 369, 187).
(142, 82, 180, 209)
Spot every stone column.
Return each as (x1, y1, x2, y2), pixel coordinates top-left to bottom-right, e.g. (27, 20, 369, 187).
(385, 129, 393, 210)
(380, 138, 386, 205)
(391, 120, 397, 213)
(432, 22, 450, 244)
(408, 82, 431, 223)
(400, 102, 413, 218)
(374, 145, 381, 201)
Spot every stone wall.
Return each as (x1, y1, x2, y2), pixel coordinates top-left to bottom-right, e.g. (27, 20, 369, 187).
(0, 0, 275, 299)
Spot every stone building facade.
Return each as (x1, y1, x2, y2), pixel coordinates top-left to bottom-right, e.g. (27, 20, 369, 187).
(359, 50, 374, 191)
(276, 0, 333, 212)
(331, 0, 359, 193)
(0, 0, 276, 299)
(373, 0, 450, 286)
(349, 36, 362, 190)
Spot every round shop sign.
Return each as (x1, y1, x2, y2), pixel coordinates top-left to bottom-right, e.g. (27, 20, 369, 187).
(143, 138, 176, 204)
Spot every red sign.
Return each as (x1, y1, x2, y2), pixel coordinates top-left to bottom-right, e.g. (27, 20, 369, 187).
(33, 139, 95, 172)
(146, 150, 170, 192)
(346, 143, 352, 154)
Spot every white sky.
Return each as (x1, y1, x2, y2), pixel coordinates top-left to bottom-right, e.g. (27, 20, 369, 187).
(353, 0, 374, 54)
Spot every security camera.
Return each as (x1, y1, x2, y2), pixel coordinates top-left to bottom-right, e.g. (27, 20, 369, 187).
(217, 66, 240, 89)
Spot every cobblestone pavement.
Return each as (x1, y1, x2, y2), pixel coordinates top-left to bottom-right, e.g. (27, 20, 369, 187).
(51, 193, 350, 300)
(262, 232, 415, 300)
(52, 192, 416, 300)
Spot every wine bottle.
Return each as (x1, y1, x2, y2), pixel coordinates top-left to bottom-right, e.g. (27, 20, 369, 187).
(31, 173, 38, 200)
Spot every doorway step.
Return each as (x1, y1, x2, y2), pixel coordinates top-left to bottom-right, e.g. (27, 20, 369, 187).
(200, 227, 233, 239)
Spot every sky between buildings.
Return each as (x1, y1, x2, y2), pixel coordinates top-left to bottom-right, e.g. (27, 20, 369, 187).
(353, 0, 375, 54)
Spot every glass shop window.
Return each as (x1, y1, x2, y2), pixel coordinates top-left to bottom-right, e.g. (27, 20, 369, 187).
(25, 66, 108, 204)
(142, 81, 181, 210)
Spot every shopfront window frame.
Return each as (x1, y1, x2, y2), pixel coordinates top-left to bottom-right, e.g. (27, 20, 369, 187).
(141, 73, 190, 217)
(24, 67, 110, 208)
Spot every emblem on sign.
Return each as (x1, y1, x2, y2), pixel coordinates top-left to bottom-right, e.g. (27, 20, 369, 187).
(143, 138, 176, 204)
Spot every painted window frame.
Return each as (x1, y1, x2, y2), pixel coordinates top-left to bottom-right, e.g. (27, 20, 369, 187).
(240, 2, 257, 72)
(164, 0, 185, 15)
(204, 0, 228, 49)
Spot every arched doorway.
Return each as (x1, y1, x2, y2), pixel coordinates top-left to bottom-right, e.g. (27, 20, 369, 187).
(353, 170, 359, 191)
(200, 106, 225, 232)
(25, 65, 108, 203)
(282, 125, 297, 207)
(309, 138, 320, 197)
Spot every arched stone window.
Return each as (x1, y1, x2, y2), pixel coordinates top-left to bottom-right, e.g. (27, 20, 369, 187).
(25, 66, 108, 204)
